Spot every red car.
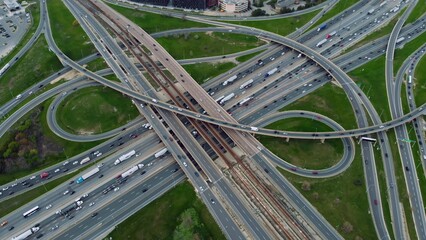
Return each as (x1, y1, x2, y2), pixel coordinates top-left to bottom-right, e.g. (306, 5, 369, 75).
(40, 172, 49, 179)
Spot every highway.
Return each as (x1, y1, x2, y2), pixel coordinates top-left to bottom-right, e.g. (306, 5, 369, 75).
(1, 0, 426, 239)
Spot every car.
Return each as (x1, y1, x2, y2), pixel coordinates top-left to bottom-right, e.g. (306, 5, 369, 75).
(114, 187, 120, 192)
(45, 204, 52, 210)
(73, 161, 78, 165)
(70, 191, 75, 195)
(89, 202, 95, 207)
(98, 174, 104, 178)
(405, 166, 410, 171)
(54, 169, 60, 173)
(264, 168, 269, 173)
(91, 212, 98, 217)
(211, 199, 215, 204)
(140, 171, 146, 175)
(97, 163, 104, 168)
(1, 220, 8, 227)
(8, 226, 14, 231)
(374, 199, 378, 205)
(68, 215, 74, 220)
(75, 206, 82, 211)
(93, 151, 100, 155)
(142, 189, 148, 193)
(30, 176, 36, 180)
(96, 153, 102, 157)
(62, 168, 69, 172)
(63, 190, 69, 195)
(63, 161, 69, 166)
(183, 162, 188, 167)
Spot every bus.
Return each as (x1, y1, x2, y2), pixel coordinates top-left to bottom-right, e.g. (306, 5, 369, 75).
(23, 206, 40, 218)
(360, 137, 377, 143)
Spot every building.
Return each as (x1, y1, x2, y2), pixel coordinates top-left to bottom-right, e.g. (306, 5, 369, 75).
(128, 0, 169, 6)
(4, 0, 20, 11)
(173, 0, 218, 10)
(219, 0, 248, 12)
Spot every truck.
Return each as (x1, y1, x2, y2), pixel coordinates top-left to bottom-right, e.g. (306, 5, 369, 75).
(408, 75, 412, 84)
(222, 75, 237, 86)
(317, 23, 327, 32)
(76, 167, 100, 184)
(154, 148, 168, 158)
(40, 172, 49, 179)
(215, 95, 225, 103)
(239, 97, 253, 106)
(12, 227, 39, 240)
(265, 68, 278, 77)
(0, 63, 10, 76)
(396, 37, 405, 44)
(368, 8, 375, 15)
(114, 150, 136, 165)
(120, 164, 144, 178)
(250, 127, 259, 131)
(80, 157, 91, 165)
(240, 79, 254, 89)
(390, 6, 399, 13)
(316, 39, 327, 48)
(326, 31, 336, 39)
(219, 93, 235, 105)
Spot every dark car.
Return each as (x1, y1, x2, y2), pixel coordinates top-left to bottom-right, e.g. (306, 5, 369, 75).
(70, 191, 75, 195)
(36, 234, 43, 239)
(405, 166, 410, 171)
(91, 212, 98, 217)
(98, 174, 104, 178)
(9, 226, 14, 231)
(264, 168, 269, 173)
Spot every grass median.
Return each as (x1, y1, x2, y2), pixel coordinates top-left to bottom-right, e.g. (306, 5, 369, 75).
(308, 0, 359, 32)
(108, 3, 211, 33)
(157, 32, 265, 60)
(184, 62, 237, 84)
(414, 53, 426, 105)
(0, 36, 63, 106)
(106, 181, 225, 239)
(47, 0, 96, 60)
(258, 118, 344, 169)
(225, 10, 320, 36)
(56, 86, 139, 135)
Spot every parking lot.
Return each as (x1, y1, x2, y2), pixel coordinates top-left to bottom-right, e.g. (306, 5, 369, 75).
(0, 4, 31, 59)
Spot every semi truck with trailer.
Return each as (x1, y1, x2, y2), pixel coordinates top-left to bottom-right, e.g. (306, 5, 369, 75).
(76, 167, 100, 183)
(316, 39, 327, 48)
(219, 93, 235, 105)
(326, 31, 336, 39)
(239, 97, 253, 106)
(12, 227, 40, 240)
(80, 156, 91, 165)
(114, 150, 136, 165)
(154, 148, 168, 158)
(240, 79, 254, 89)
(222, 75, 237, 86)
(120, 164, 144, 178)
(265, 68, 278, 77)
(317, 23, 327, 32)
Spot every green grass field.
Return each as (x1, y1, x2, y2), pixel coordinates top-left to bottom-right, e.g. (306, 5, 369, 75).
(85, 57, 108, 72)
(56, 86, 139, 134)
(157, 32, 265, 60)
(108, 4, 211, 33)
(47, 0, 96, 60)
(0, 2, 40, 65)
(394, 31, 426, 74)
(414, 54, 426, 105)
(183, 62, 236, 84)
(258, 118, 344, 169)
(282, 83, 356, 129)
(0, 36, 63, 106)
(225, 10, 320, 36)
(405, 0, 426, 24)
(107, 181, 225, 239)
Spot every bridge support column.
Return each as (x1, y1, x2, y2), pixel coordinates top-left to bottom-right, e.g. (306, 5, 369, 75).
(286, 137, 290, 142)
(320, 138, 325, 143)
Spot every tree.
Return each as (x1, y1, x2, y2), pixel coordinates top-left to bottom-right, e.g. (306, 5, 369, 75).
(251, 9, 266, 17)
(301, 181, 311, 191)
(341, 221, 353, 233)
(312, 192, 319, 200)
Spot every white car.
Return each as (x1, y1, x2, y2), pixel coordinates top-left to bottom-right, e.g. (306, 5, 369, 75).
(63, 161, 69, 166)
(54, 169, 60, 173)
(46, 204, 52, 210)
(30, 176, 36, 180)
(89, 202, 95, 207)
(76, 206, 82, 211)
(73, 161, 79, 165)
(183, 162, 188, 167)
(96, 153, 102, 157)
(63, 190, 69, 195)
(114, 187, 120, 192)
